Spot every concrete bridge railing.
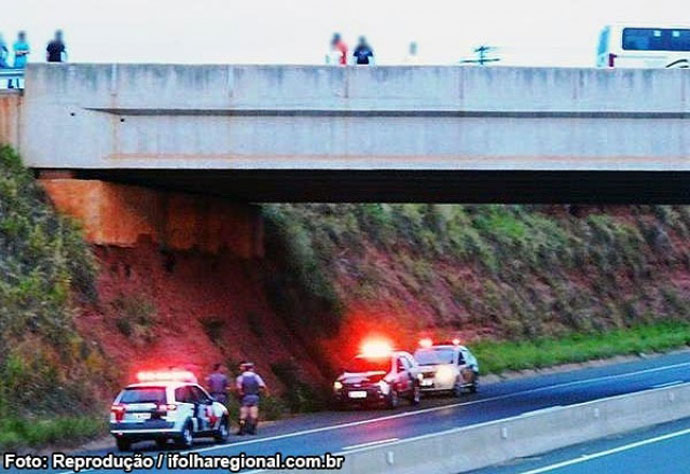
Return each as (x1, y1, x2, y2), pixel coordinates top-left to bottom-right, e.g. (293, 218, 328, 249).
(17, 64, 690, 172)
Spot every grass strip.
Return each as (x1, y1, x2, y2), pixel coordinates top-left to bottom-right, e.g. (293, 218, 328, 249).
(473, 321, 690, 375)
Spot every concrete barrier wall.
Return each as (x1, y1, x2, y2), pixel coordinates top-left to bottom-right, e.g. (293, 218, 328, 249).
(19, 64, 690, 171)
(306, 383, 690, 474)
(0, 91, 21, 149)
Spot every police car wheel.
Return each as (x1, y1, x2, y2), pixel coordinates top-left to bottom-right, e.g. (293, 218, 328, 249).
(214, 416, 229, 443)
(453, 380, 464, 398)
(410, 384, 421, 405)
(177, 421, 194, 448)
(115, 437, 131, 452)
(155, 438, 169, 449)
(386, 389, 399, 409)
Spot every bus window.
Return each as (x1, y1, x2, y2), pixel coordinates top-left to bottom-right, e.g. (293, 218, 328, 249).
(622, 28, 690, 52)
(622, 28, 665, 51)
(670, 30, 690, 52)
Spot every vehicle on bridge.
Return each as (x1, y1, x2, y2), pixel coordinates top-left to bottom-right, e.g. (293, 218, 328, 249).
(597, 24, 690, 68)
(333, 340, 422, 409)
(109, 369, 230, 451)
(413, 338, 480, 396)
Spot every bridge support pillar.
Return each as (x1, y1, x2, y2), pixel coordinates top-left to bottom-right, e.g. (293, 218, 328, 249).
(39, 179, 264, 259)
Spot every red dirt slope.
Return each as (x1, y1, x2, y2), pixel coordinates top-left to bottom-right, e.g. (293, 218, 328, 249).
(75, 242, 325, 393)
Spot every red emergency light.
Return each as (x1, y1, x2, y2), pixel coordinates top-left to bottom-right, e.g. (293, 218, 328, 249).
(136, 369, 196, 383)
(452, 338, 461, 346)
(360, 339, 393, 358)
(419, 338, 433, 348)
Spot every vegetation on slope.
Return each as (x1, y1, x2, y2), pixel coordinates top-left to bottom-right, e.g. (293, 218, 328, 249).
(0, 145, 112, 447)
(263, 204, 690, 363)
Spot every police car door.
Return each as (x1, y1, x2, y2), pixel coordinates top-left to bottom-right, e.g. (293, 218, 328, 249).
(395, 356, 413, 395)
(458, 349, 476, 384)
(174, 386, 197, 431)
(190, 385, 213, 432)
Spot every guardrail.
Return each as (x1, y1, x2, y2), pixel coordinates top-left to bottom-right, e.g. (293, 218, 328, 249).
(294, 383, 690, 474)
(0, 69, 25, 89)
(0, 68, 25, 78)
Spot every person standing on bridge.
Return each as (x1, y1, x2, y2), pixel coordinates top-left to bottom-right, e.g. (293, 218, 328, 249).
(0, 34, 9, 88)
(353, 36, 374, 65)
(46, 30, 67, 63)
(235, 361, 267, 436)
(326, 33, 348, 66)
(9, 31, 29, 89)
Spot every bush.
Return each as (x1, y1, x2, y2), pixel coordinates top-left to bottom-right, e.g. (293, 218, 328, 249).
(270, 361, 327, 413)
(200, 316, 226, 345)
(0, 145, 106, 420)
(0, 416, 105, 449)
(111, 293, 156, 342)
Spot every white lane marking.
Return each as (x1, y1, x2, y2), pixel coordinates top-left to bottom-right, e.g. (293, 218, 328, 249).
(518, 426, 690, 474)
(342, 437, 399, 451)
(57, 360, 690, 473)
(652, 380, 684, 389)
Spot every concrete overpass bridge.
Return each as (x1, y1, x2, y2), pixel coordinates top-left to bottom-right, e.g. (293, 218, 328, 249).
(2, 63, 689, 204)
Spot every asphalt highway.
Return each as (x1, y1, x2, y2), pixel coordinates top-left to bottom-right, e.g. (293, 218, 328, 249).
(4, 350, 690, 473)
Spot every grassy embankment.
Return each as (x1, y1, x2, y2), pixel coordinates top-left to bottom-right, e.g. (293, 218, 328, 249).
(263, 204, 690, 372)
(0, 145, 110, 449)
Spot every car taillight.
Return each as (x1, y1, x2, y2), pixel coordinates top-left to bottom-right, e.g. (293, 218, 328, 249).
(157, 404, 177, 413)
(111, 404, 126, 422)
(608, 53, 617, 68)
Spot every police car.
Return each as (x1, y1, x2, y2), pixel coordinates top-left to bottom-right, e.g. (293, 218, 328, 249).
(413, 339, 480, 396)
(109, 370, 230, 451)
(333, 341, 422, 409)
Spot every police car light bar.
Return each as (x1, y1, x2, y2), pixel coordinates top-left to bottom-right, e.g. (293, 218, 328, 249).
(419, 338, 433, 348)
(360, 339, 393, 358)
(136, 369, 196, 383)
(452, 338, 461, 346)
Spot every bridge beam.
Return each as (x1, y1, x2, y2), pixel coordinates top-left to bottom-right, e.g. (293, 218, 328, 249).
(13, 64, 690, 203)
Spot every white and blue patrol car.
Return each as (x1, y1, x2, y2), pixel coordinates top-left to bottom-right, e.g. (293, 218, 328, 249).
(109, 370, 229, 451)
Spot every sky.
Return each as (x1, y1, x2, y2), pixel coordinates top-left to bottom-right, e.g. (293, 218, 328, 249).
(2, 0, 687, 67)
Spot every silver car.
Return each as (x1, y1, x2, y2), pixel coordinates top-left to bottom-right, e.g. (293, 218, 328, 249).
(413, 342, 480, 396)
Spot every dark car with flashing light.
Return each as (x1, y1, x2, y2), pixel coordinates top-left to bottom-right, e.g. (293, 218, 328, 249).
(333, 350, 422, 409)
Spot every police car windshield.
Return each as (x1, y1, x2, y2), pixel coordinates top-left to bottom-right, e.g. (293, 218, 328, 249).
(344, 356, 389, 373)
(414, 348, 455, 366)
(120, 387, 166, 404)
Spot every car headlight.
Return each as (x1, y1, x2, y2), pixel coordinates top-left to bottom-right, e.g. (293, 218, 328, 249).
(333, 381, 343, 391)
(377, 380, 391, 395)
(436, 366, 455, 385)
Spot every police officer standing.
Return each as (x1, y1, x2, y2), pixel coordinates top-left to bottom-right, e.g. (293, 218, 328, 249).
(235, 362, 267, 435)
(206, 363, 229, 404)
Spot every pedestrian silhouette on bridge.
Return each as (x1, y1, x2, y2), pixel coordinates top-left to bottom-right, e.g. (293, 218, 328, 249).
(353, 36, 374, 65)
(46, 30, 67, 63)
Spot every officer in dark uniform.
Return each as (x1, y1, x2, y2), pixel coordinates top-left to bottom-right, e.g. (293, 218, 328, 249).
(235, 361, 267, 435)
(206, 363, 229, 404)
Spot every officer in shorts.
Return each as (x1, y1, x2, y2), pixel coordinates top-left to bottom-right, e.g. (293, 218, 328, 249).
(236, 361, 267, 435)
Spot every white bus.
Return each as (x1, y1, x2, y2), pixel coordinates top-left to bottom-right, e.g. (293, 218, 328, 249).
(597, 25, 690, 68)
